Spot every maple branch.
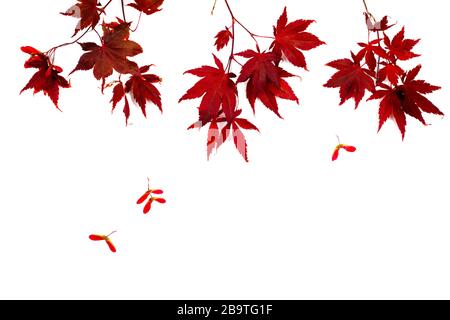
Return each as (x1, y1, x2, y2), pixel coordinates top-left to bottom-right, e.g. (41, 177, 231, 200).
(102, 0, 113, 10)
(121, 0, 127, 22)
(211, 0, 218, 15)
(131, 12, 143, 32)
(46, 27, 92, 59)
(226, 19, 236, 72)
(223, 0, 272, 52)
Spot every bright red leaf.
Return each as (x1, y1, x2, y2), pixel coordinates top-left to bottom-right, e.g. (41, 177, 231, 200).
(384, 27, 420, 61)
(271, 7, 325, 69)
(214, 28, 233, 51)
(357, 39, 389, 72)
(179, 55, 238, 123)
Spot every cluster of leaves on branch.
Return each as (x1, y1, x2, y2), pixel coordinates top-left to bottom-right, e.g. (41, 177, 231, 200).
(324, 9, 443, 139)
(20, 0, 165, 124)
(179, 1, 324, 161)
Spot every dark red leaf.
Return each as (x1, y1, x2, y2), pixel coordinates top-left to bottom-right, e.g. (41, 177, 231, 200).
(125, 66, 162, 118)
(236, 50, 298, 117)
(61, 0, 102, 36)
(368, 65, 443, 139)
(128, 0, 164, 15)
(21, 48, 70, 109)
(70, 22, 142, 81)
(324, 54, 375, 108)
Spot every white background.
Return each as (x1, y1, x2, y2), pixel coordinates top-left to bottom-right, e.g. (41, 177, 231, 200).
(0, 0, 449, 299)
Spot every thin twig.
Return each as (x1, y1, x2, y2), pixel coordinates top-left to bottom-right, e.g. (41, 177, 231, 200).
(131, 12, 142, 32)
(211, 0, 218, 15)
(121, 0, 127, 22)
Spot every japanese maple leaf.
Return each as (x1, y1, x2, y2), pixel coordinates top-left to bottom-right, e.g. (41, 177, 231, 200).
(201, 110, 259, 162)
(357, 39, 388, 72)
(125, 65, 162, 117)
(384, 27, 420, 61)
(368, 65, 443, 139)
(20, 47, 70, 109)
(61, 0, 102, 36)
(110, 82, 131, 124)
(109, 66, 162, 124)
(128, 0, 164, 15)
(236, 50, 298, 118)
(179, 54, 238, 123)
(365, 14, 394, 32)
(324, 52, 375, 108)
(270, 7, 325, 69)
(70, 22, 142, 81)
(214, 28, 233, 51)
(378, 63, 404, 86)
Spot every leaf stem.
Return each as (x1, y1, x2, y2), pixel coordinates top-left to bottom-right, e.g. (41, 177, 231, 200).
(211, 0, 218, 15)
(102, 0, 113, 10)
(223, 0, 272, 51)
(121, 0, 127, 22)
(131, 12, 142, 32)
(45, 27, 92, 62)
(106, 230, 117, 237)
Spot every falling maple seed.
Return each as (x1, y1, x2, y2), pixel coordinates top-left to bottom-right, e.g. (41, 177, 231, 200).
(332, 136, 357, 161)
(137, 178, 166, 214)
(89, 231, 117, 253)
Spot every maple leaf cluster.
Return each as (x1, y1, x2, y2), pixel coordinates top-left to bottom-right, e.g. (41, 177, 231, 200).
(180, 6, 324, 161)
(21, 0, 165, 124)
(324, 14, 443, 139)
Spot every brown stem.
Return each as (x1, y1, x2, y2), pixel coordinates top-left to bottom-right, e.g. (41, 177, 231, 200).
(223, 0, 272, 51)
(45, 27, 92, 61)
(131, 12, 142, 32)
(102, 0, 113, 10)
(226, 19, 236, 72)
(121, 0, 127, 22)
(211, 0, 218, 15)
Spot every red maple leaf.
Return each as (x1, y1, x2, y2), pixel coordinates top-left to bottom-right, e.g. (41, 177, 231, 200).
(202, 110, 259, 162)
(365, 14, 394, 32)
(324, 52, 375, 108)
(109, 66, 162, 124)
(179, 55, 238, 123)
(357, 39, 388, 72)
(61, 0, 102, 36)
(271, 7, 325, 69)
(125, 66, 162, 117)
(128, 0, 164, 15)
(368, 65, 443, 139)
(70, 22, 142, 81)
(110, 82, 130, 123)
(20, 47, 70, 109)
(236, 50, 298, 118)
(378, 62, 404, 86)
(384, 27, 420, 61)
(214, 28, 233, 51)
